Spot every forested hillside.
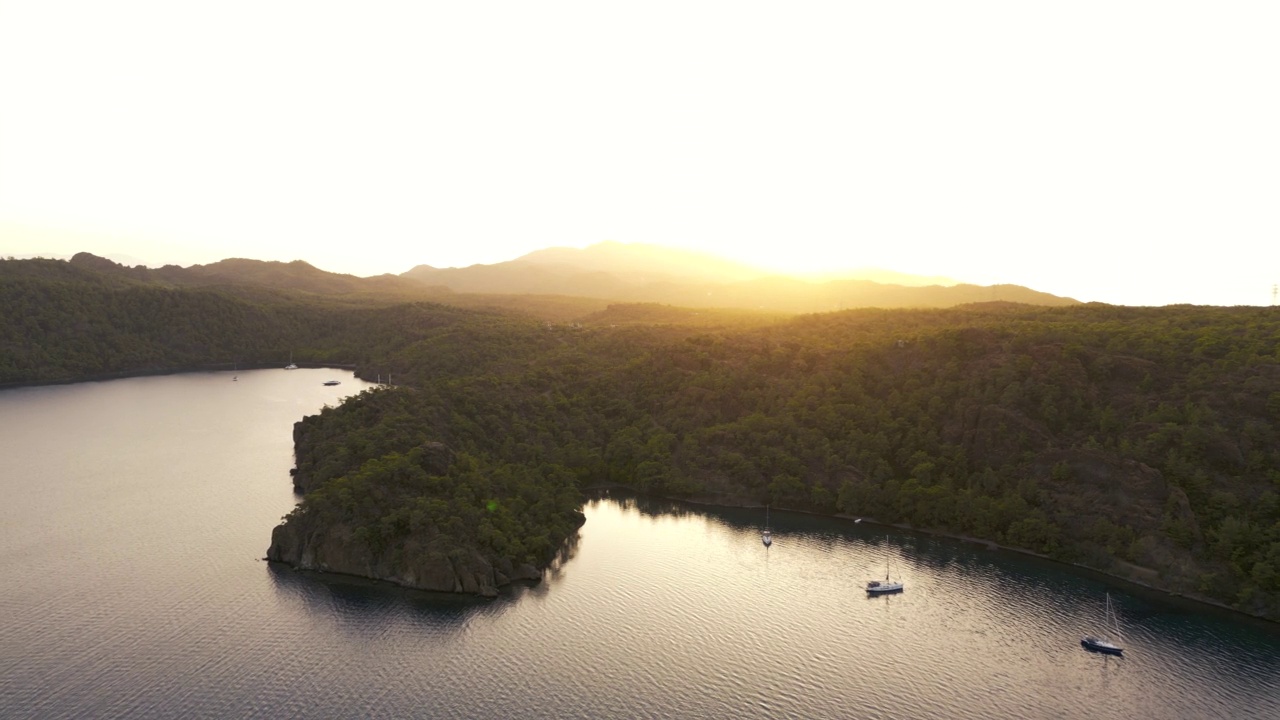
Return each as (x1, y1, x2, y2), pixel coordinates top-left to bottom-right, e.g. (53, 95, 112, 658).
(4, 256, 1278, 617)
(0, 256, 572, 384)
(281, 301, 1280, 615)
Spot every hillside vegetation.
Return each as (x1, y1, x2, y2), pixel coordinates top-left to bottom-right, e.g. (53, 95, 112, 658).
(3, 256, 1278, 617)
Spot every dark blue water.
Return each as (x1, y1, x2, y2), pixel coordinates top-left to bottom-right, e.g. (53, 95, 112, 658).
(1, 371, 1278, 718)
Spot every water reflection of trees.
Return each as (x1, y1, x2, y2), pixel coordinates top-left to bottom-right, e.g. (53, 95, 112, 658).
(585, 492, 1071, 603)
(265, 522, 586, 623)
(542, 528, 582, 584)
(267, 561, 511, 636)
(590, 489, 699, 520)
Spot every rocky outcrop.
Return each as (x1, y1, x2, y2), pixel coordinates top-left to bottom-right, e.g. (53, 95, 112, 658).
(266, 517, 547, 597)
(1032, 448, 1169, 532)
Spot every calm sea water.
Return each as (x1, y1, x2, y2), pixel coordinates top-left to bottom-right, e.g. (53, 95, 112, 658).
(1, 371, 1278, 719)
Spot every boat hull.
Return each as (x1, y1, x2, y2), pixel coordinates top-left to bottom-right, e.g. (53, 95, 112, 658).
(1081, 637, 1123, 655)
(866, 583, 903, 595)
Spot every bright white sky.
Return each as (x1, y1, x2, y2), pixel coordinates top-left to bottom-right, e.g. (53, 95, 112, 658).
(1, 1, 1277, 305)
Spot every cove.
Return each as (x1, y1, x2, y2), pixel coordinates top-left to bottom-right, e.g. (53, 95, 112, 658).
(1, 371, 1278, 719)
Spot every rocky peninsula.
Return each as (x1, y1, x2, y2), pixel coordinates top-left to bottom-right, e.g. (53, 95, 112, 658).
(267, 395, 587, 597)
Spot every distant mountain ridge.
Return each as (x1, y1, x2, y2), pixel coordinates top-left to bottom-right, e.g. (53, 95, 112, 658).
(516, 241, 767, 282)
(66, 253, 426, 297)
(401, 242, 1077, 310)
(47, 242, 1078, 313)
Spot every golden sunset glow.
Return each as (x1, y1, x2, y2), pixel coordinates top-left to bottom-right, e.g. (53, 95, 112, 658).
(2, 2, 1278, 305)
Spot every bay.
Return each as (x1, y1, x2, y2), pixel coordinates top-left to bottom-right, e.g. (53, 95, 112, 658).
(1, 371, 1277, 719)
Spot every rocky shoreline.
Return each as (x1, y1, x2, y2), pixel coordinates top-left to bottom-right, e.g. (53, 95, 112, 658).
(265, 521, 547, 597)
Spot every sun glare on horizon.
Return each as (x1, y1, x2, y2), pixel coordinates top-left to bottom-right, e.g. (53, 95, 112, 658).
(1, 2, 1277, 306)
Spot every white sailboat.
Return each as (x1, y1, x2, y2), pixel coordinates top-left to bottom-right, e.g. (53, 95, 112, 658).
(284, 352, 298, 370)
(865, 564, 903, 594)
(762, 505, 772, 548)
(1081, 593, 1124, 655)
(866, 540, 903, 594)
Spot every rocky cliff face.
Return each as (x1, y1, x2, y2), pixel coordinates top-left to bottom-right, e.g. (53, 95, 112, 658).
(266, 513, 549, 597)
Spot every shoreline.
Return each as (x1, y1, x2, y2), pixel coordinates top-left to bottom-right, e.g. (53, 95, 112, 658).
(1, 367, 1268, 623)
(583, 486, 1278, 627)
(0, 362, 361, 391)
(263, 558, 542, 600)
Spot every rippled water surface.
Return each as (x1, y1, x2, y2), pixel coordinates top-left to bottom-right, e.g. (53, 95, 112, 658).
(2, 372, 1278, 719)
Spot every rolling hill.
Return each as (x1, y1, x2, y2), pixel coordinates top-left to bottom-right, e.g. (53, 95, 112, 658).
(401, 241, 1078, 310)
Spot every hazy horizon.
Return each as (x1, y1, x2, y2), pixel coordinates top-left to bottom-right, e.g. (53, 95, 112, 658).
(2, 2, 1277, 306)
(7, 240, 971, 286)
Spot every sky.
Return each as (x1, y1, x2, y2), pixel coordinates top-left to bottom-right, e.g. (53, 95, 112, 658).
(1, 1, 1277, 306)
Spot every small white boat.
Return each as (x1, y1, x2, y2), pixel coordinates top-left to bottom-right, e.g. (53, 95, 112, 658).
(762, 505, 772, 547)
(1081, 593, 1124, 655)
(866, 550, 903, 594)
(865, 576, 903, 594)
